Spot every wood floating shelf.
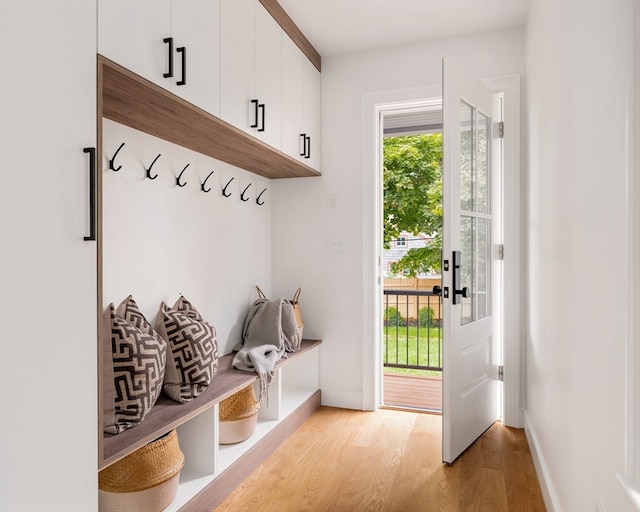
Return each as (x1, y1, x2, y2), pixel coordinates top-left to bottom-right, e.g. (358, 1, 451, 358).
(100, 339, 322, 470)
(99, 55, 321, 180)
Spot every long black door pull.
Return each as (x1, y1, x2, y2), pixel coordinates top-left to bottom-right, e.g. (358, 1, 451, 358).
(83, 147, 96, 241)
(452, 250, 469, 304)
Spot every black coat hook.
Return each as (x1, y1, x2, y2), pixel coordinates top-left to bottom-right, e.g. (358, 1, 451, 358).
(176, 164, 189, 187)
(256, 188, 267, 206)
(222, 177, 234, 197)
(109, 142, 125, 172)
(201, 171, 214, 193)
(240, 183, 252, 202)
(146, 154, 161, 180)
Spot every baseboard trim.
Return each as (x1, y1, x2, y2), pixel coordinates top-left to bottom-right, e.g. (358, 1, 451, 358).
(524, 410, 562, 512)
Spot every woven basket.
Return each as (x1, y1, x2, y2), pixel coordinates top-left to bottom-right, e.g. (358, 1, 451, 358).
(99, 429, 185, 512)
(219, 384, 260, 444)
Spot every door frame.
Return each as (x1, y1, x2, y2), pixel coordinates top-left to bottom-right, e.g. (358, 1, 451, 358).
(362, 75, 522, 428)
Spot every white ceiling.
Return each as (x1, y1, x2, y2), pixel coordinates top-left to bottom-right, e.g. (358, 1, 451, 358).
(279, 0, 531, 58)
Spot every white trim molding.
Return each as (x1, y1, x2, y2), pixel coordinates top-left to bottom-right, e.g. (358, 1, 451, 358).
(525, 411, 562, 512)
(617, 2, 640, 509)
(484, 74, 522, 427)
(361, 85, 443, 412)
(361, 74, 522, 427)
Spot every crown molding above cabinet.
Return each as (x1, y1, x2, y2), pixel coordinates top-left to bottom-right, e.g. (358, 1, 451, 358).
(259, 0, 321, 72)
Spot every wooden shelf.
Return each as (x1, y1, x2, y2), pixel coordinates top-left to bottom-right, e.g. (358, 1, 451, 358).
(100, 339, 322, 470)
(99, 55, 321, 180)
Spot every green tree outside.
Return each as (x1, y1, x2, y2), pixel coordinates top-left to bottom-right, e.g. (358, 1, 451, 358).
(383, 133, 443, 276)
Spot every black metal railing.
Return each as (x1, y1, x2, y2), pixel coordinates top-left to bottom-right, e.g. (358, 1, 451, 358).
(383, 289, 443, 372)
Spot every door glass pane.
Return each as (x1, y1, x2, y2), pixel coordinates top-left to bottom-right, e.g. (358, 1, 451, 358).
(477, 217, 490, 319)
(460, 215, 474, 325)
(476, 111, 490, 214)
(460, 101, 473, 211)
(458, 101, 491, 326)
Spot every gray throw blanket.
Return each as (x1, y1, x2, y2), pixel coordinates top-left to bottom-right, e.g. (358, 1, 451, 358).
(233, 298, 301, 403)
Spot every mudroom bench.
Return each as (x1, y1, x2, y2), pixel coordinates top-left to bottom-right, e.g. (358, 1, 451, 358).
(101, 339, 322, 511)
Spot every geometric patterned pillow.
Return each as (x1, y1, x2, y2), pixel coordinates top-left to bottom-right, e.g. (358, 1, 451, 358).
(155, 296, 219, 404)
(102, 297, 167, 434)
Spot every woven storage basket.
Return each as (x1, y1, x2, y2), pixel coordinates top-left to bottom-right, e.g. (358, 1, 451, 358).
(219, 384, 260, 444)
(99, 429, 185, 512)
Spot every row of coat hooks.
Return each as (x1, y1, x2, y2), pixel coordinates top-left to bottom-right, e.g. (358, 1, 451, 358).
(108, 142, 267, 205)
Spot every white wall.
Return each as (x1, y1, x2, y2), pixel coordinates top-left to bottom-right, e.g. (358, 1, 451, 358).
(271, 28, 526, 410)
(102, 120, 272, 355)
(525, 1, 639, 510)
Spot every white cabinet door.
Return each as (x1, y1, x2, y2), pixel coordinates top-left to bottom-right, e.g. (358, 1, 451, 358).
(281, 35, 305, 161)
(220, 0, 282, 147)
(170, 0, 221, 116)
(98, 0, 172, 89)
(255, 1, 282, 148)
(220, 0, 255, 134)
(281, 36, 321, 170)
(99, 0, 220, 116)
(0, 1, 97, 510)
(302, 56, 321, 170)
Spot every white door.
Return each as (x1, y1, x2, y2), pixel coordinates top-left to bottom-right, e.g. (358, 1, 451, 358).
(442, 59, 500, 463)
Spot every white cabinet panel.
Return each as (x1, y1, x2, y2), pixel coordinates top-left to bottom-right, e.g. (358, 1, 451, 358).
(98, 0, 172, 89)
(99, 0, 221, 116)
(255, 2, 282, 148)
(220, 0, 255, 134)
(0, 1, 97, 510)
(281, 34, 305, 160)
(171, 0, 221, 116)
(302, 57, 321, 170)
(220, 0, 282, 147)
(281, 36, 321, 170)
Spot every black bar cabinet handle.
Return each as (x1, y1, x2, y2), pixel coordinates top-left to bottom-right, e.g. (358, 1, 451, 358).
(305, 135, 311, 159)
(258, 103, 265, 132)
(250, 99, 259, 128)
(163, 37, 173, 78)
(300, 133, 307, 156)
(83, 147, 96, 242)
(176, 46, 186, 85)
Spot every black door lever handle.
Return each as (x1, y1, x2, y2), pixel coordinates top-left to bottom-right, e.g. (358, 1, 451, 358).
(455, 286, 470, 298)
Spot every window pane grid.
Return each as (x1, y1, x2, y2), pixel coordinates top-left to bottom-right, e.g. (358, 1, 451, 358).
(458, 100, 491, 325)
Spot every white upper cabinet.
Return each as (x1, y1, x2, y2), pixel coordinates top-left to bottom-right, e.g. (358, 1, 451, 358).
(282, 36, 321, 170)
(302, 56, 321, 170)
(170, 0, 221, 116)
(98, 1, 171, 87)
(98, 0, 221, 116)
(281, 36, 305, 161)
(220, 0, 282, 148)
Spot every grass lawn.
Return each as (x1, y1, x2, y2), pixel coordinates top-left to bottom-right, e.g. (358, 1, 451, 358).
(383, 325, 443, 377)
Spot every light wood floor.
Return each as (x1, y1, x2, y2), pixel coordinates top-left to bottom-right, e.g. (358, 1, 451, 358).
(214, 407, 546, 512)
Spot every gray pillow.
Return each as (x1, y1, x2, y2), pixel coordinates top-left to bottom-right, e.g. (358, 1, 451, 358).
(155, 296, 219, 403)
(103, 296, 167, 434)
